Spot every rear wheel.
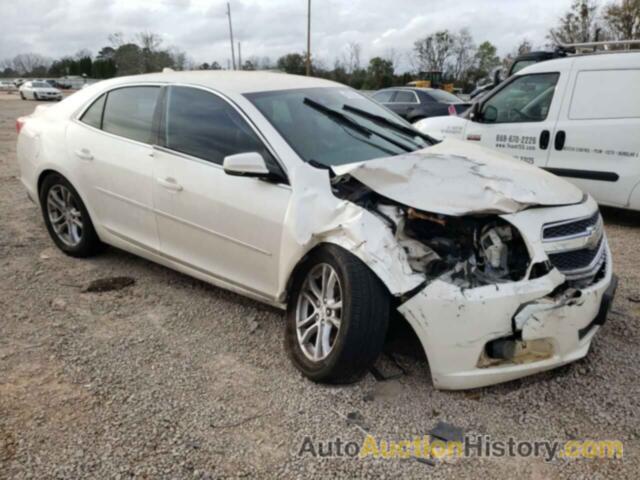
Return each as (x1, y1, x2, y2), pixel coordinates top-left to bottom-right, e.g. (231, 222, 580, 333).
(20, 92, 25, 100)
(33, 92, 38, 100)
(285, 245, 390, 383)
(39, 174, 104, 257)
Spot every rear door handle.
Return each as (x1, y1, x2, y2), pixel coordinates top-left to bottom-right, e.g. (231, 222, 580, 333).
(554, 130, 566, 151)
(157, 177, 183, 192)
(75, 148, 93, 161)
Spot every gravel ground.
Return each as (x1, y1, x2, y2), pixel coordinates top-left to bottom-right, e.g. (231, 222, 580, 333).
(1, 93, 639, 479)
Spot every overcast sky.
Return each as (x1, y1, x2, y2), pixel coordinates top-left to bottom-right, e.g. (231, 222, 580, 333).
(0, 0, 577, 70)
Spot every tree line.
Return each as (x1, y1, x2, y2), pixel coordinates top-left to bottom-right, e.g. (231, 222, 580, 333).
(1, 0, 638, 92)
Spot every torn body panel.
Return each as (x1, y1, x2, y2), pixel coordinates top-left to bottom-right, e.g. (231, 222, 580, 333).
(275, 145, 612, 390)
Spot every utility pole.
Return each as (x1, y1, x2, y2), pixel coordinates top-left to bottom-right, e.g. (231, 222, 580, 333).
(227, 2, 236, 70)
(238, 42, 242, 70)
(306, 0, 311, 76)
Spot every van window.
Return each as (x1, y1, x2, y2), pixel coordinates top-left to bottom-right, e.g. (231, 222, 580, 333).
(481, 73, 559, 123)
(570, 69, 640, 120)
(162, 86, 274, 167)
(80, 94, 106, 129)
(102, 87, 160, 143)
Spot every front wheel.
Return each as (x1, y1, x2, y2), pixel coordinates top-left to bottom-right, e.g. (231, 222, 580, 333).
(285, 245, 390, 384)
(20, 92, 25, 100)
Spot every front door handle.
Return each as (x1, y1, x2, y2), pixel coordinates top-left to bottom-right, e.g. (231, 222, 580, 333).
(554, 130, 566, 151)
(157, 177, 183, 192)
(75, 148, 93, 161)
(539, 130, 550, 150)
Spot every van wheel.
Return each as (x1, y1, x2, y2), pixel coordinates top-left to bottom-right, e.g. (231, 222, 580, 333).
(285, 245, 390, 384)
(39, 174, 104, 257)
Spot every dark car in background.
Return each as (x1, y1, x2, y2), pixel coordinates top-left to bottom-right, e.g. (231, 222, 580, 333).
(371, 87, 470, 122)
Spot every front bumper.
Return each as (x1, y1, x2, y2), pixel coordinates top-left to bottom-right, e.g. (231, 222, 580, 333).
(398, 198, 615, 390)
(399, 263, 614, 390)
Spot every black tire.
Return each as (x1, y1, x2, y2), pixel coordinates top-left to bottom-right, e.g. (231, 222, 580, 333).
(20, 92, 25, 100)
(39, 173, 104, 257)
(33, 92, 38, 101)
(285, 244, 390, 384)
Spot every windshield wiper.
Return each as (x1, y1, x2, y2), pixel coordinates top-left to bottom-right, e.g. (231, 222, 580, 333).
(303, 97, 413, 152)
(342, 104, 436, 144)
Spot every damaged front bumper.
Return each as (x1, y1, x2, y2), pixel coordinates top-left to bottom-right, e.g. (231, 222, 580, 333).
(399, 250, 615, 390)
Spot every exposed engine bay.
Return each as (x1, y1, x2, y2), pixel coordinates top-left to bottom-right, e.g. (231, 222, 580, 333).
(332, 176, 531, 288)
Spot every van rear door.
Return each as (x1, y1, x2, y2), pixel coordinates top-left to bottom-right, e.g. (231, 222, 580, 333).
(545, 56, 640, 208)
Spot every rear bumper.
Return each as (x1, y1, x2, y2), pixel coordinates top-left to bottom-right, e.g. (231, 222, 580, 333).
(398, 248, 615, 390)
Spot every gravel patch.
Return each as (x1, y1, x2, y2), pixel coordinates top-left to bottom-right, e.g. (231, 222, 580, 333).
(1, 94, 638, 478)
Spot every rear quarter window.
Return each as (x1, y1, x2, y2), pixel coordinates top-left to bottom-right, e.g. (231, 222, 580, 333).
(570, 69, 640, 120)
(80, 94, 106, 129)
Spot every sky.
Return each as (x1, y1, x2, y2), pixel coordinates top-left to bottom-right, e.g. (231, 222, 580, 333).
(0, 0, 578, 70)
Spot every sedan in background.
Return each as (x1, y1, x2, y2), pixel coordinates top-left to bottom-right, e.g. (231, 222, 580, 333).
(371, 87, 470, 122)
(19, 81, 63, 101)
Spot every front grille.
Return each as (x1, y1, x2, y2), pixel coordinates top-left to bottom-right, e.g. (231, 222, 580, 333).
(542, 211, 607, 285)
(548, 236, 603, 272)
(543, 212, 600, 240)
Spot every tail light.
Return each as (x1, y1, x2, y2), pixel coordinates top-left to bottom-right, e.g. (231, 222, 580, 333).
(448, 105, 457, 116)
(16, 117, 25, 134)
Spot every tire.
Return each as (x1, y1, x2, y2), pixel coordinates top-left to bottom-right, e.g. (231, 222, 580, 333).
(285, 244, 390, 384)
(33, 92, 38, 101)
(39, 173, 104, 257)
(20, 92, 25, 100)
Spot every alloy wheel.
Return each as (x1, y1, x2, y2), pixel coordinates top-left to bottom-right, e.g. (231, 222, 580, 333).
(295, 263, 343, 361)
(46, 184, 83, 247)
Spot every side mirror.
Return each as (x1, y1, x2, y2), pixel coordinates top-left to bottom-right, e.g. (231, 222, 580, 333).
(483, 105, 498, 123)
(493, 68, 504, 85)
(223, 152, 270, 178)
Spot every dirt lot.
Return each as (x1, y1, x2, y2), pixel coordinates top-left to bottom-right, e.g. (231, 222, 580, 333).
(1, 92, 639, 479)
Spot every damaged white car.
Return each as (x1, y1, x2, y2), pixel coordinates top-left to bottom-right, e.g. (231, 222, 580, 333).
(16, 72, 617, 389)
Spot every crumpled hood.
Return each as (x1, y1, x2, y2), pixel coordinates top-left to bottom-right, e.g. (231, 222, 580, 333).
(331, 138, 584, 216)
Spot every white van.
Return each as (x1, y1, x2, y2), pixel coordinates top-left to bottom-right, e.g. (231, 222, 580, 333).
(415, 48, 640, 210)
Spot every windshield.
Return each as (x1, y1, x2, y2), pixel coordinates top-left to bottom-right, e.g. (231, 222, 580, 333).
(426, 89, 462, 104)
(245, 87, 430, 167)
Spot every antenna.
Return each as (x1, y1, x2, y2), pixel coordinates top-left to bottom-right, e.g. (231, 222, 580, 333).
(226, 2, 236, 70)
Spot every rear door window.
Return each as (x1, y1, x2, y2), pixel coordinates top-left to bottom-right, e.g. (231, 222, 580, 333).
(162, 86, 275, 167)
(394, 91, 418, 103)
(102, 86, 160, 143)
(372, 90, 395, 103)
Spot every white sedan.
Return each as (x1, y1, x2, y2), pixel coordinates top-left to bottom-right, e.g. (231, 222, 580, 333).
(19, 80, 62, 101)
(16, 71, 616, 389)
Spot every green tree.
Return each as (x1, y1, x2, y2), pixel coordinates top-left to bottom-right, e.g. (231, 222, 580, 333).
(364, 57, 394, 89)
(277, 53, 306, 75)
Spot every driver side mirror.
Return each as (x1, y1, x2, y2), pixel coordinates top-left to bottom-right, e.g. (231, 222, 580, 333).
(483, 105, 498, 123)
(223, 152, 271, 178)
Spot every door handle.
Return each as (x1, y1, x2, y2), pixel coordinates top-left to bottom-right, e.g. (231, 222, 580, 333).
(75, 148, 93, 161)
(554, 130, 566, 151)
(539, 130, 550, 150)
(157, 177, 183, 192)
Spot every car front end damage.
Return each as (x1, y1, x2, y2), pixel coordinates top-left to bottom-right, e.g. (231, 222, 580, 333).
(310, 141, 616, 390)
(395, 198, 615, 389)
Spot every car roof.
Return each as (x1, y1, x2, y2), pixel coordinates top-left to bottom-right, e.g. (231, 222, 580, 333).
(516, 51, 640, 76)
(100, 70, 341, 94)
